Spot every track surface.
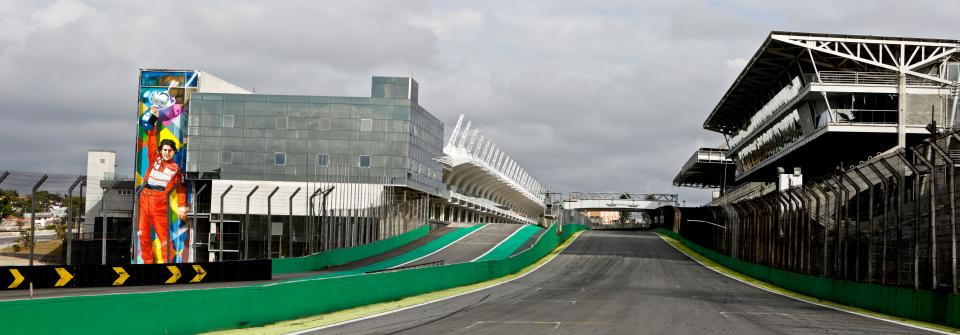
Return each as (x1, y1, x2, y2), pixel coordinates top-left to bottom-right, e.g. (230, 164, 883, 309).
(319, 230, 935, 335)
(0, 227, 455, 301)
(412, 224, 521, 265)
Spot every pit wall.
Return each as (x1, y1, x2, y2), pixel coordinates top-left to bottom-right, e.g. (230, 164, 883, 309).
(654, 228, 960, 328)
(0, 224, 589, 334)
(272, 224, 430, 274)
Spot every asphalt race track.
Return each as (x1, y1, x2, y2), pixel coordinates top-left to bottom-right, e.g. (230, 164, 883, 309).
(411, 223, 521, 265)
(317, 230, 936, 335)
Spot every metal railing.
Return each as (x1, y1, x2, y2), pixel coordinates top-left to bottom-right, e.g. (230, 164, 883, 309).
(827, 109, 898, 125)
(809, 71, 941, 87)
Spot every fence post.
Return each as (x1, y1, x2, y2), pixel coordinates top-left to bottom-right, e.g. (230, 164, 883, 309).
(812, 183, 831, 277)
(29, 175, 48, 267)
(881, 156, 905, 286)
(244, 186, 259, 260)
(266, 186, 279, 259)
(931, 136, 958, 293)
(190, 183, 207, 263)
(219, 185, 233, 262)
(896, 151, 922, 289)
(288, 187, 300, 258)
(867, 162, 890, 284)
(841, 172, 863, 281)
(853, 167, 875, 283)
(65, 176, 84, 265)
(911, 147, 937, 289)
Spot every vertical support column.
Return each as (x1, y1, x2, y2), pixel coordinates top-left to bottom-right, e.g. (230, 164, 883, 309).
(897, 72, 907, 148)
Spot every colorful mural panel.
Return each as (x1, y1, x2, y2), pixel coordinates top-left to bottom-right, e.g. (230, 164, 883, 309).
(134, 70, 198, 264)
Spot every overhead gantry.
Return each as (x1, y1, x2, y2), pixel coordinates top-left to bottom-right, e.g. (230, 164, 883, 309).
(436, 115, 547, 224)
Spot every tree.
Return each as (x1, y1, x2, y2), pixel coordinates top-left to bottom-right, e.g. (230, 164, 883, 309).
(0, 189, 17, 218)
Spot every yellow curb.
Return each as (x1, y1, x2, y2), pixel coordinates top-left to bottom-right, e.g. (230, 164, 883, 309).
(206, 231, 585, 335)
(654, 232, 960, 335)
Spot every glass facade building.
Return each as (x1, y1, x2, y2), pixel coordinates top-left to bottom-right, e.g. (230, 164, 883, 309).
(185, 76, 445, 196)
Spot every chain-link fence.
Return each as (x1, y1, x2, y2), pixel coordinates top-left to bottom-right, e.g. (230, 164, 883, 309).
(663, 130, 960, 293)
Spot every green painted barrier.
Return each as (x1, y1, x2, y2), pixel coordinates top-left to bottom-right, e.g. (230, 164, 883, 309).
(274, 224, 487, 281)
(654, 228, 960, 328)
(272, 225, 429, 274)
(0, 224, 590, 334)
(477, 224, 543, 261)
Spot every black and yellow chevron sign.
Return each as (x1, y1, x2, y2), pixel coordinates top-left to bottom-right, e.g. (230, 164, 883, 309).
(113, 267, 129, 286)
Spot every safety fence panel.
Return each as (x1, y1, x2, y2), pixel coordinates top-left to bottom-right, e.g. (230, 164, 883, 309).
(0, 260, 271, 290)
(271, 225, 429, 274)
(0, 224, 589, 334)
(655, 228, 960, 328)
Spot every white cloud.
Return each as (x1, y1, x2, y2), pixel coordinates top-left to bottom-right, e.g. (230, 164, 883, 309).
(30, 0, 95, 30)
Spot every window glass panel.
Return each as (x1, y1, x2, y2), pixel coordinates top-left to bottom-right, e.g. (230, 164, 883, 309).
(275, 152, 286, 166)
(276, 117, 288, 129)
(317, 153, 329, 167)
(222, 115, 234, 128)
(318, 118, 331, 130)
(360, 118, 373, 131)
(359, 155, 371, 168)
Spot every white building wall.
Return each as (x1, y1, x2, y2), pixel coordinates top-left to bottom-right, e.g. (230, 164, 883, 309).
(84, 150, 116, 215)
(198, 71, 252, 94)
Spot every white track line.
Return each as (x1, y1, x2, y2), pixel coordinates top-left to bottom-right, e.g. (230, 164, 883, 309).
(656, 234, 955, 335)
(286, 231, 584, 335)
(471, 225, 525, 262)
(390, 223, 488, 269)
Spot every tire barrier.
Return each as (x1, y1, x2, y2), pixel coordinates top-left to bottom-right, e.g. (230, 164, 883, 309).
(0, 260, 271, 290)
(0, 223, 588, 335)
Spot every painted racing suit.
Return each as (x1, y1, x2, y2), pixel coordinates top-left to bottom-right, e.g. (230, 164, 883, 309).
(138, 111, 186, 264)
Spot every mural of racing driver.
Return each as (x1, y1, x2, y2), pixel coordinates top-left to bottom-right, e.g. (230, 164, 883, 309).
(137, 89, 187, 264)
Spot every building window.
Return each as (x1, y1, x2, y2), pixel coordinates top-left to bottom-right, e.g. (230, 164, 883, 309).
(222, 115, 234, 128)
(276, 117, 288, 129)
(99, 158, 105, 164)
(360, 118, 373, 131)
(318, 118, 331, 130)
(316, 153, 329, 167)
(358, 155, 371, 168)
(275, 152, 286, 166)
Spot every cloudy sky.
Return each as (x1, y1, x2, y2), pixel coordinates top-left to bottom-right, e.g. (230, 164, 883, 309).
(1, 0, 958, 204)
